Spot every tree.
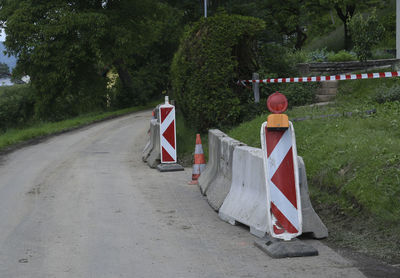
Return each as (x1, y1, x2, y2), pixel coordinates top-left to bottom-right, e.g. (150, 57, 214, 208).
(312, 0, 385, 50)
(348, 10, 384, 61)
(0, 0, 181, 118)
(259, 0, 308, 49)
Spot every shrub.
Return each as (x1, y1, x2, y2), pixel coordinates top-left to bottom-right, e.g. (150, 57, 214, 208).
(375, 84, 400, 104)
(327, 50, 357, 62)
(0, 85, 35, 131)
(277, 83, 318, 108)
(171, 13, 265, 132)
(348, 10, 385, 61)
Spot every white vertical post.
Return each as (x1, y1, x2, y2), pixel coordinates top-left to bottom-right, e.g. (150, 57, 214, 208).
(397, 0, 400, 58)
(253, 73, 260, 103)
(204, 0, 207, 18)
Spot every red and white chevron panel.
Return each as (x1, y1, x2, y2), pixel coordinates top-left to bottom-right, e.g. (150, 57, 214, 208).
(159, 102, 177, 163)
(260, 122, 302, 240)
(239, 71, 400, 85)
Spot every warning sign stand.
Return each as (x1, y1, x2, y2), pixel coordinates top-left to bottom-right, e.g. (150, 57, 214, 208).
(157, 96, 184, 172)
(256, 92, 318, 258)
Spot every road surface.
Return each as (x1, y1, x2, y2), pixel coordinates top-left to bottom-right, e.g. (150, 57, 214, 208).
(0, 110, 366, 278)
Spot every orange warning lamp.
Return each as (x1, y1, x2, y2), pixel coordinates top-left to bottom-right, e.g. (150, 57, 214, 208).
(266, 92, 289, 130)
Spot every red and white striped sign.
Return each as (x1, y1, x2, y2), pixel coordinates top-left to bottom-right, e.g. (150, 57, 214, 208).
(261, 122, 302, 240)
(159, 97, 177, 163)
(239, 70, 400, 85)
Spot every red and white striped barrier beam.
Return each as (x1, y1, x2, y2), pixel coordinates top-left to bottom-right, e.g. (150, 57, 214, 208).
(159, 96, 177, 163)
(239, 71, 400, 85)
(261, 122, 302, 241)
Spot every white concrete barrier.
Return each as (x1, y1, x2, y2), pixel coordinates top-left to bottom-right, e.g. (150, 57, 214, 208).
(219, 148, 328, 239)
(298, 156, 328, 239)
(219, 146, 268, 237)
(146, 119, 161, 168)
(142, 119, 156, 162)
(198, 129, 227, 195)
(205, 136, 245, 211)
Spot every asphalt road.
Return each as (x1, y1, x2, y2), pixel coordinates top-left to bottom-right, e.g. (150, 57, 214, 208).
(0, 110, 366, 278)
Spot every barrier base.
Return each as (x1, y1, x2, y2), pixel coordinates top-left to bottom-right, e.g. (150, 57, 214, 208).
(157, 163, 184, 172)
(254, 236, 318, 259)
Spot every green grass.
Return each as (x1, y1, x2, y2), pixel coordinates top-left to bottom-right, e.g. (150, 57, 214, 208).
(176, 111, 208, 166)
(0, 100, 161, 151)
(228, 78, 400, 263)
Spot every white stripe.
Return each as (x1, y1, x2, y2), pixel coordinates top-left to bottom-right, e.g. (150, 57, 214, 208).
(294, 78, 299, 82)
(340, 74, 346, 80)
(385, 72, 392, 77)
(311, 77, 316, 82)
(302, 77, 307, 82)
(262, 79, 267, 83)
(330, 75, 336, 80)
(361, 73, 368, 79)
(351, 74, 357, 80)
(278, 78, 282, 83)
(373, 73, 380, 78)
(160, 107, 175, 135)
(286, 78, 290, 83)
(267, 129, 292, 178)
(270, 180, 300, 231)
(161, 135, 177, 161)
(320, 76, 326, 81)
(195, 144, 203, 154)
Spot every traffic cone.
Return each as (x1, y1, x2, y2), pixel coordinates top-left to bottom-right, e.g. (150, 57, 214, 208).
(188, 134, 206, 185)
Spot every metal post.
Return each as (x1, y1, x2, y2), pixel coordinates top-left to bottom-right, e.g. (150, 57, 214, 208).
(397, 0, 400, 58)
(204, 0, 207, 18)
(253, 73, 260, 103)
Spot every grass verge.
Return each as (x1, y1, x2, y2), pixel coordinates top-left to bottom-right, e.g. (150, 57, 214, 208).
(0, 100, 161, 152)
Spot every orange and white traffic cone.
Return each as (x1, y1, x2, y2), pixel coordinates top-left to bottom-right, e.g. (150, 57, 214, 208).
(188, 134, 206, 185)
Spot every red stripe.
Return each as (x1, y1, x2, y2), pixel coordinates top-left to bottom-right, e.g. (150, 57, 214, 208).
(299, 78, 303, 82)
(271, 202, 298, 234)
(290, 78, 294, 82)
(345, 74, 351, 80)
(316, 76, 321, 81)
(265, 127, 285, 157)
(368, 73, 373, 78)
(162, 147, 174, 162)
(326, 76, 331, 81)
(392, 72, 399, 77)
(335, 75, 340, 80)
(356, 74, 362, 79)
(271, 148, 297, 208)
(379, 72, 385, 78)
(194, 153, 206, 164)
(163, 120, 175, 148)
(160, 107, 172, 122)
(307, 77, 312, 81)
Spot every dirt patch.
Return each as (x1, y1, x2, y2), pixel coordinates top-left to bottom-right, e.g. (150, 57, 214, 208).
(316, 206, 400, 277)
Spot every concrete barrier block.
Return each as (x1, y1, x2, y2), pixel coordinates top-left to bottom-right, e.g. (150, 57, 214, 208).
(147, 119, 161, 168)
(298, 156, 328, 239)
(219, 146, 268, 238)
(142, 119, 156, 162)
(206, 137, 245, 211)
(198, 129, 227, 195)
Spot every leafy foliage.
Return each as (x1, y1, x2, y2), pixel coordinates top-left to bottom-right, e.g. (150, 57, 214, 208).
(171, 13, 265, 131)
(0, 85, 35, 130)
(348, 10, 385, 61)
(375, 84, 400, 104)
(327, 50, 357, 62)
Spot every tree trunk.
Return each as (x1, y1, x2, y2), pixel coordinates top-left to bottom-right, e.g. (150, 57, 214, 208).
(335, 4, 356, 50)
(295, 25, 307, 50)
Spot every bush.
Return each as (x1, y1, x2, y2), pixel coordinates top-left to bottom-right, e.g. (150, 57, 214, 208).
(171, 13, 265, 132)
(348, 10, 385, 61)
(375, 84, 400, 104)
(278, 83, 318, 108)
(327, 50, 357, 62)
(0, 85, 35, 131)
